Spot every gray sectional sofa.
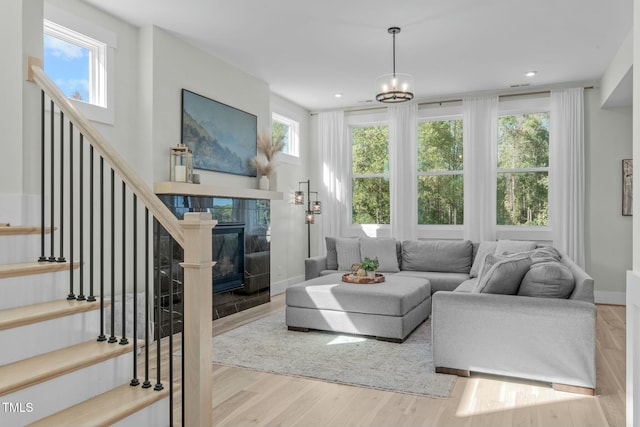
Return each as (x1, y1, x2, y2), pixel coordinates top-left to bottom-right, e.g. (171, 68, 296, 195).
(297, 236, 596, 395)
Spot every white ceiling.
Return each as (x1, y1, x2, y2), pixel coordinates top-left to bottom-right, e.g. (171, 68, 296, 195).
(79, 0, 633, 112)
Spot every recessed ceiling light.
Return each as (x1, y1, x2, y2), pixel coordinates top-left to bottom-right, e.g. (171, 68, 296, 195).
(334, 93, 343, 98)
(525, 71, 537, 78)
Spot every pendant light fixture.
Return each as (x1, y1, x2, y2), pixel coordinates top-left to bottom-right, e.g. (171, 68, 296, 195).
(376, 27, 414, 103)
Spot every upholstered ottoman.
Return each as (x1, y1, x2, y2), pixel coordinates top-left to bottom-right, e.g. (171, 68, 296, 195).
(285, 273, 431, 342)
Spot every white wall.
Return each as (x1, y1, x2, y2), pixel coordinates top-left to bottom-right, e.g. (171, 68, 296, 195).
(269, 94, 310, 290)
(584, 88, 633, 303)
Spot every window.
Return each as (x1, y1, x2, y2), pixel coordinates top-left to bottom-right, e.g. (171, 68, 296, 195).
(351, 125, 390, 224)
(496, 112, 550, 226)
(44, 20, 106, 107)
(417, 119, 464, 225)
(272, 112, 299, 157)
(42, 5, 116, 124)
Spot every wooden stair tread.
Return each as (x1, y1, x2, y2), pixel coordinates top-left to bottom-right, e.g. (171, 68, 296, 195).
(0, 339, 145, 397)
(0, 261, 79, 279)
(27, 382, 170, 427)
(0, 226, 54, 236)
(0, 299, 108, 331)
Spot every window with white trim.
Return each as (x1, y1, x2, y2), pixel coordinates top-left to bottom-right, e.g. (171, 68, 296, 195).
(417, 118, 464, 225)
(42, 6, 116, 124)
(272, 112, 299, 157)
(350, 124, 390, 224)
(496, 111, 550, 226)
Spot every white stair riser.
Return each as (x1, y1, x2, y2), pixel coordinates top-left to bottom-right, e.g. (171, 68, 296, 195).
(113, 396, 170, 427)
(0, 272, 71, 310)
(0, 351, 137, 426)
(0, 309, 103, 365)
(0, 235, 50, 265)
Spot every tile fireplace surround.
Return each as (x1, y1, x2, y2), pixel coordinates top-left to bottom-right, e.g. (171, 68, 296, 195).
(154, 182, 283, 335)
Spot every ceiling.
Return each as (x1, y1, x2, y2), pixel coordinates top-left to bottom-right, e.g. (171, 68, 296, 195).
(80, 0, 633, 112)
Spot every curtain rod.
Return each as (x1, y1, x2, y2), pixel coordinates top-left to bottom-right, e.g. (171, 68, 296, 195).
(310, 85, 594, 116)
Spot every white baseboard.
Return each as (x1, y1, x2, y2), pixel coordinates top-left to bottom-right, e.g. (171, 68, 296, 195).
(271, 275, 305, 296)
(595, 290, 626, 305)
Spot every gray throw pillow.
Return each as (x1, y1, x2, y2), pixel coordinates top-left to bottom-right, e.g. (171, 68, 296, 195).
(402, 240, 473, 273)
(469, 241, 498, 278)
(473, 255, 532, 295)
(495, 239, 537, 255)
(518, 261, 575, 298)
(335, 237, 361, 271)
(359, 237, 400, 272)
(325, 237, 338, 270)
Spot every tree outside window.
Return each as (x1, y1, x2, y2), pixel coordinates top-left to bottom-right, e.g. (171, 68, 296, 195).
(351, 126, 390, 224)
(417, 120, 464, 225)
(497, 112, 549, 226)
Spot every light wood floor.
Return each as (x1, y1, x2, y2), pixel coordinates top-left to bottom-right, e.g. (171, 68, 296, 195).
(154, 296, 626, 427)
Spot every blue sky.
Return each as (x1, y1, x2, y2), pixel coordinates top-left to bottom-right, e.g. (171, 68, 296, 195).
(43, 33, 90, 102)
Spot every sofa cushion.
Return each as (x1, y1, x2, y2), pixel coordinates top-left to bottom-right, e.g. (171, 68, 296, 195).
(454, 278, 477, 293)
(394, 270, 469, 293)
(335, 237, 361, 271)
(359, 237, 400, 272)
(495, 239, 537, 255)
(472, 255, 532, 294)
(518, 261, 576, 298)
(469, 241, 498, 278)
(402, 240, 473, 273)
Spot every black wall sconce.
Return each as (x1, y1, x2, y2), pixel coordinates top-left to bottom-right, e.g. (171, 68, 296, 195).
(295, 180, 321, 257)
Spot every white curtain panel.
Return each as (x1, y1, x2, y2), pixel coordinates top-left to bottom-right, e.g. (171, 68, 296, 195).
(550, 87, 585, 267)
(318, 110, 347, 255)
(463, 96, 498, 242)
(389, 103, 418, 241)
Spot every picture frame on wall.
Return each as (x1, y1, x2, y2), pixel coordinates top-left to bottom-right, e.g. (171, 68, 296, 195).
(181, 89, 257, 177)
(623, 158, 632, 216)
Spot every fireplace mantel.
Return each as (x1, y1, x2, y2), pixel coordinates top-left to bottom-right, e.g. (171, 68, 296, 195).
(154, 181, 283, 201)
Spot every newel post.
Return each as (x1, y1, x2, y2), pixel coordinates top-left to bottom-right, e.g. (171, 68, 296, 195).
(180, 212, 216, 427)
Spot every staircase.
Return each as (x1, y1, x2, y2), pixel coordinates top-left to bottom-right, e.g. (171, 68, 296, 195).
(0, 225, 170, 426)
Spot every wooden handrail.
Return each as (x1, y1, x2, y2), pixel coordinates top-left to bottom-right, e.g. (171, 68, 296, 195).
(26, 57, 184, 247)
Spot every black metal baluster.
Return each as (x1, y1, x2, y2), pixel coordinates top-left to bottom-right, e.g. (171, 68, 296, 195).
(88, 146, 96, 302)
(97, 157, 106, 342)
(39, 90, 46, 262)
(48, 100, 55, 262)
(142, 208, 151, 389)
(67, 123, 75, 299)
(154, 219, 163, 391)
(169, 239, 174, 423)
(120, 182, 129, 346)
(130, 195, 139, 386)
(108, 169, 117, 344)
(78, 134, 86, 301)
(57, 111, 66, 263)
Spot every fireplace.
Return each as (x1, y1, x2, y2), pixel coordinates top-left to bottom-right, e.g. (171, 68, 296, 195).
(212, 223, 245, 294)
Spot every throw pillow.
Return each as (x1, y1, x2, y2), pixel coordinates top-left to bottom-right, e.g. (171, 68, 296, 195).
(325, 237, 339, 270)
(495, 239, 537, 255)
(469, 241, 498, 278)
(518, 261, 575, 298)
(401, 240, 473, 273)
(335, 237, 362, 271)
(359, 237, 400, 272)
(472, 256, 532, 295)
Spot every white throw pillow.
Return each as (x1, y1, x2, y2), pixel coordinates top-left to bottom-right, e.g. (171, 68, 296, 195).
(335, 237, 362, 271)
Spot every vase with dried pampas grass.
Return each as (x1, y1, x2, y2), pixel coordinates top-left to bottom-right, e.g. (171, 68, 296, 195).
(251, 131, 284, 190)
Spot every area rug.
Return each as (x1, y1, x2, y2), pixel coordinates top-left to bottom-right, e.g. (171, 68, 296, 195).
(212, 311, 456, 398)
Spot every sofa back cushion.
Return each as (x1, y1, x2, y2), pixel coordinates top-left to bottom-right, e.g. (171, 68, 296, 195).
(402, 240, 473, 273)
(469, 241, 498, 278)
(359, 237, 400, 272)
(519, 261, 575, 298)
(325, 237, 340, 270)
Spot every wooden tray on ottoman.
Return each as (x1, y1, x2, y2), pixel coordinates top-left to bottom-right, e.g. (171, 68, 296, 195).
(341, 273, 385, 284)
